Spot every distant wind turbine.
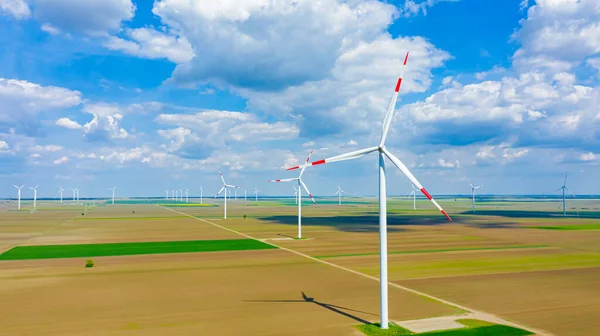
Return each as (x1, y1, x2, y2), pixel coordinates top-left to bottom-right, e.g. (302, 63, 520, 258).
(556, 172, 575, 216)
(179, 188, 184, 202)
(269, 150, 316, 239)
(71, 188, 76, 203)
(108, 186, 116, 205)
(164, 189, 169, 200)
(215, 171, 239, 219)
(468, 179, 482, 213)
(253, 187, 260, 202)
(57, 186, 65, 204)
(29, 185, 39, 208)
(13, 184, 25, 210)
(244, 190, 247, 202)
(334, 185, 345, 206)
(200, 186, 204, 204)
(409, 184, 418, 210)
(185, 189, 189, 203)
(293, 186, 299, 205)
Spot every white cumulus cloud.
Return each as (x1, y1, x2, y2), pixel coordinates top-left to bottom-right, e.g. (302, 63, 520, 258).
(0, 0, 29, 19)
(56, 117, 82, 129)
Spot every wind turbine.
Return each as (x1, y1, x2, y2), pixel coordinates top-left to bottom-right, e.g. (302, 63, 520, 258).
(164, 189, 169, 200)
(468, 179, 482, 213)
(557, 172, 575, 216)
(200, 186, 204, 204)
(13, 185, 25, 210)
(171, 189, 175, 201)
(108, 187, 116, 205)
(75, 188, 80, 205)
(293, 186, 299, 205)
(253, 187, 260, 202)
(179, 188, 184, 202)
(286, 52, 451, 330)
(29, 185, 39, 208)
(409, 184, 418, 210)
(269, 150, 316, 239)
(185, 189, 189, 203)
(57, 186, 65, 204)
(334, 185, 345, 206)
(215, 171, 239, 219)
(71, 188, 76, 203)
(244, 190, 247, 202)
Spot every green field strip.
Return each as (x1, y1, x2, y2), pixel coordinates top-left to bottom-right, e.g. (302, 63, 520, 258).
(314, 245, 549, 259)
(0, 239, 277, 260)
(528, 224, 600, 231)
(355, 319, 532, 336)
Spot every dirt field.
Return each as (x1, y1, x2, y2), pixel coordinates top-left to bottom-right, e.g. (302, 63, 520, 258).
(1, 198, 599, 335)
(0, 203, 459, 336)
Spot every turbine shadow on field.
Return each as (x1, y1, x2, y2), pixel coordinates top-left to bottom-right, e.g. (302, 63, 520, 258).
(245, 292, 375, 325)
(258, 213, 457, 233)
(461, 209, 600, 219)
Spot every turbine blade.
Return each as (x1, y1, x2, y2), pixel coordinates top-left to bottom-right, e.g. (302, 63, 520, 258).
(299, 179, 316, 205)
(219, 170, 226, 185)
(383, 148, 452, 222)
(287, 146, 378, 171)
(564, 172, 568, 187)
(380, 52, 409, 146)
(268, 178, 297, 183)
(565, 187, 576, 198)
(215, 186, 225, 198)
(299, 149, 314, 177)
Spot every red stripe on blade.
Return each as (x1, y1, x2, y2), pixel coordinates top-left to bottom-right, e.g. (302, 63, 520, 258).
(441, 210, 452, 222)
(420, 188, 433, 200)
(395, 78, 403, 92)
(312, 160, 326, 166)
(287, 166, 300, 171)
(403, 52, 409, 65)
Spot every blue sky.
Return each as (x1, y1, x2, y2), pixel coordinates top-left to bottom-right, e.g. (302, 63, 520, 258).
(1, 0, 599, 198)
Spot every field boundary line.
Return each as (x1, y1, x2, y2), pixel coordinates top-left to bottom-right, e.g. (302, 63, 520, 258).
(1, 213, 83, 254)
(159, 206, 552, 336)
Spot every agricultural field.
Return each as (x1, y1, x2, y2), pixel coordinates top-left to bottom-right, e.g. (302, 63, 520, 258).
(0, 197, 598, 335)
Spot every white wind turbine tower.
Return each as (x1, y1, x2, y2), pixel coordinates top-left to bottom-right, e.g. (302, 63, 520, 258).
(269, 150, 316, 239)
(409, 184, 418, 210)
(185, 189, 189, 203)
(179, 188, 184, 202)
(287, 52, 451, 330)
(215, 171, 239, 219)
(557, 172, 575, 217)
(468, 179, 482, 213)
(75, 188, 80, 205)
(108, 187, 116, 205)
(200, 186, 204, 204)
(253, 187, 260, 202)
(244, 190, 247, 202)
(13, 184, 25, 210)
(71, 188, 76, 203)
(29, 185, 39, 208)
(171, 189, 175, 201)
(334, 185, 345, 206)
(58, 186, 65, 204)
(164, 189, 169, 200)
